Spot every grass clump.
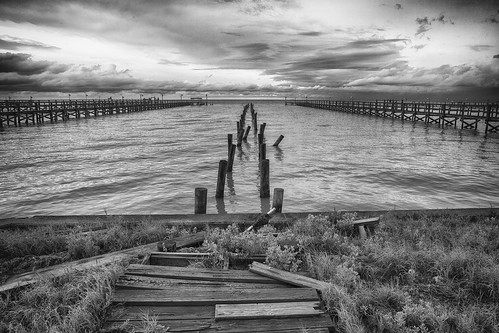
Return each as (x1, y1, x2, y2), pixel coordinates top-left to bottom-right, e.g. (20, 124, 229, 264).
(308, 212, 499, 333)
(0, 263, 124, 333)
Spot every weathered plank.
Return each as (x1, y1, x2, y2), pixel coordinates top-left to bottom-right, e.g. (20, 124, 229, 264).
(0, 232, 205, 293)
(249, 262, 330, 290)
(149, 252, 266, 267)
(107, 305, 214, 321)
(125, 264, 286, 284)
(103, 315, 333, 332)
(116, 275, 288, 290)
(215, 301, 324, 321)
(352, 216, 380, 226)
(112, 287, 319, 306)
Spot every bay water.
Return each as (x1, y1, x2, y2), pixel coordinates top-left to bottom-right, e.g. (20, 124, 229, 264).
(1, 102, 498, 218)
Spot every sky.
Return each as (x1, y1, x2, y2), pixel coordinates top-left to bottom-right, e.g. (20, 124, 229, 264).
(0, 0, 498, 101)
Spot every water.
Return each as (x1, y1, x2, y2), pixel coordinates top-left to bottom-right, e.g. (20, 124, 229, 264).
(1, 102, 498, 218)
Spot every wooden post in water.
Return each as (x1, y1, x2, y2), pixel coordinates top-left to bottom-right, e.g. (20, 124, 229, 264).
(227, 144, 236, 172)
(243, 126, 251, 141)
(259, 143, 266, 161)
(215, 160, 228, 198)
(227, 134, 233, 156)
(259, 123, 266, 137)
(259, 159, 270, 198)
(272, 188, 284, 213)
(194, 187, 208, 214)
(273, 135, 284, 147)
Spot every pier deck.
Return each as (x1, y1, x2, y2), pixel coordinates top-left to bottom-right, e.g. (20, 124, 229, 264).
(0, 99, 191, 128)
(291, 99, 499, 134)
(104, 264, 332, 332)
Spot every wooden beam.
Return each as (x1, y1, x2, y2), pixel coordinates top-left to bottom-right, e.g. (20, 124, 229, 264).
(215, 301, 324, 321)
(351, 216, 380, 226)
(116, 275, 289, 290)
(249, 262, 329, 290)
(0, 232, 205, 292)
(112, 287, 319, 306)
(104, 316, 333, 332)
(124, 264, 286, 284)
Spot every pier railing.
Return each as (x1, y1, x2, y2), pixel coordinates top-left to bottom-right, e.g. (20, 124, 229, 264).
(289, 99, 499, 134)
(0, 99, 192, 128)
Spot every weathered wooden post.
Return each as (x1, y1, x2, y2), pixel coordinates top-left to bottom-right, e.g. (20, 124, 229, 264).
(216, 160, 228, 198)
(259, 143, 266, 161)
(259, 123, 266, 137)
(259, 159, 270, 198)
(194, 187, 208, 214)
(243, 126, 251, 141)
(273, 135, 284, 147)
(227, 144, 236, 172)
(227, 134, 233, 156)
(272, 188, 284, 213)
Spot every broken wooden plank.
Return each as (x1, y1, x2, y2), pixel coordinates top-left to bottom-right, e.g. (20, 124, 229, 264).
(149, 252, 213, 266)
(106, 305, 214, 322)
(352, 216, 380, 226)
(249, 262, 330, 290)
(125, 264, 285, 284)
(112, 287, 319, 306)
(103, 315, 333, 332)
(0, 232, 205, 293)
(115, 275, 289, 290)
(215, 301, 324, 321)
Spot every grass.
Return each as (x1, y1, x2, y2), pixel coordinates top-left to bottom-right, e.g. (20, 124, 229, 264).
(1, 210, 498, 332)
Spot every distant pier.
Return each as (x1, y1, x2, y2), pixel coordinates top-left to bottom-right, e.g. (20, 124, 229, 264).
(0, 98, 192, 128)
(290, 99, 499, 134)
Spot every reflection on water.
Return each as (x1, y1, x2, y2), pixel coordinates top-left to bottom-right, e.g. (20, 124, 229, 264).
(1, 102, 498, 218)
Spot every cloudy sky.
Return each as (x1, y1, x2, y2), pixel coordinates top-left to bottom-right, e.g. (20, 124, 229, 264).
(0, 0, 498, 100)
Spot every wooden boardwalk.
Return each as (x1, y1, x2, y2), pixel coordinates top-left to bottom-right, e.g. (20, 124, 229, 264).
(0, 99, 191, 128)
(292, 99, 499, 134)
(104, 261, 333, 332)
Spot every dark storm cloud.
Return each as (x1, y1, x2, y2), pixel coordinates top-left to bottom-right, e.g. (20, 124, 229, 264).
(298, 31, 322, 36)
(222, 31, 243, 37)
(0, 36, 59, 51)
(415, 14, 454, 36)
(494, 54, 499, 59)
(395, 4, 402, 10)
(469, 44, 492, 52)
(0, 53, 67, 75)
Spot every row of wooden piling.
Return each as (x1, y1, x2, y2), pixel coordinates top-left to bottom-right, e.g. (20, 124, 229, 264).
(194, 103, 285, 214)
(0, 99, 191, 128)
(290, 99, 499, 134)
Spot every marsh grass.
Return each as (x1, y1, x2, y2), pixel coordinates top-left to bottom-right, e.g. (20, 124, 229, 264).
(0, 217, 192, 284)
(0, 262, 124, 333)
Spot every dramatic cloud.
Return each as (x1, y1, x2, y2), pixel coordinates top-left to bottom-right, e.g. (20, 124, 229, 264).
(0, 0, 497, 100)
(0, 35, 59, 51)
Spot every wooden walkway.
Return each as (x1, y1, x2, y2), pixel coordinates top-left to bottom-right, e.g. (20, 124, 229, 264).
(104, 261, 333, 332)
(292, 99, 499, 134)
(0, 99, 192, 128)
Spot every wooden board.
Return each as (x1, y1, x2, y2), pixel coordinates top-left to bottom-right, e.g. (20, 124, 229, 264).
(125, 264, 286, 284)
(107, 305, 214, 321)
(116, 275, 289, 290)
(352, 216, 380, 226)
(215, 301, 324, 321)
(0, 232, 205, 292)
(112, 287, 319, 306)
(103, 315, 333, 332)
(149, 252, 267, 267)
(249, 262, 329, 290)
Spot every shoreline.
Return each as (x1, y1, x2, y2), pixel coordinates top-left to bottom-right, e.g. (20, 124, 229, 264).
(1, 207, 497, 229)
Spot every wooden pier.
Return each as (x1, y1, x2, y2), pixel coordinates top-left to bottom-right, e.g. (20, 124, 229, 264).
(291, 99, 499, 134)
(0, 99, 192, 129)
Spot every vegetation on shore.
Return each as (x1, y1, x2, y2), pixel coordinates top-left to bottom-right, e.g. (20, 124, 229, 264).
(0, 211, 498, 332)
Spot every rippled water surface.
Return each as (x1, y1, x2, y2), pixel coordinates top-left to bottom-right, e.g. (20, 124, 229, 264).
(1, 102, 498, 218)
